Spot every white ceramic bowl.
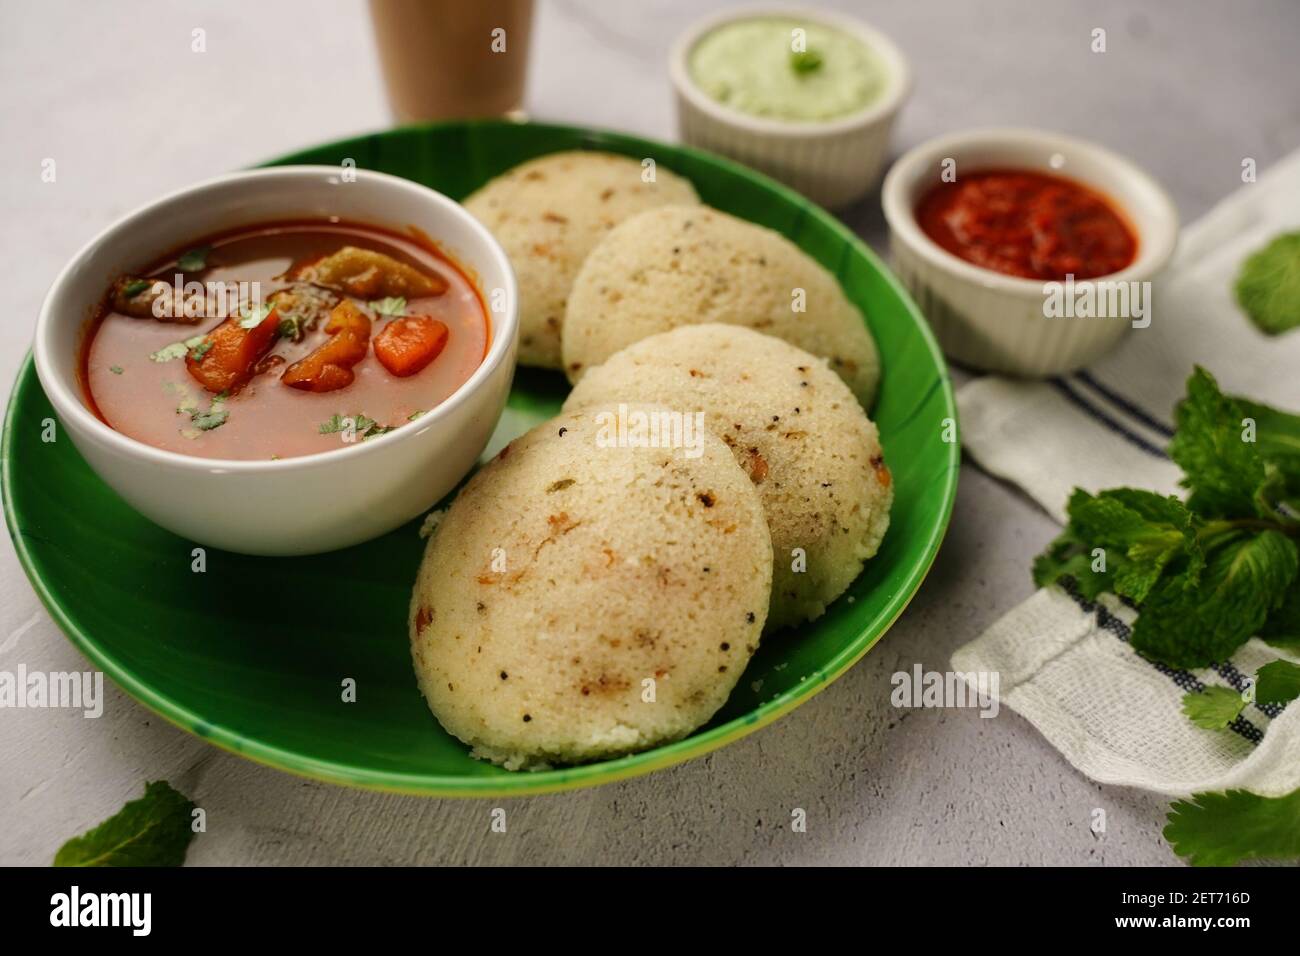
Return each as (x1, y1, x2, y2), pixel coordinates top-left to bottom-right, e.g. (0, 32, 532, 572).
(882, 128, 1179, 377)
(34, 166, 518, 556)
(670, 4, 911, 208)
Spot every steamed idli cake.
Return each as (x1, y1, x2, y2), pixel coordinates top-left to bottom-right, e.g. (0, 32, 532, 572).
(561, 205, 881, 406)
(463, 151, 701, 369)
(564, 324, 893, 632)
(409, 403, 772, 770)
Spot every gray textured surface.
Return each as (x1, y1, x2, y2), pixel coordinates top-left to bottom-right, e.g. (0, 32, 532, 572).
(1, 0, 1297, 866)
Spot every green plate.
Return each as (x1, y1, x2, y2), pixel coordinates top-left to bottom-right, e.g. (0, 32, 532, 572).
(3, 120, 957, 796)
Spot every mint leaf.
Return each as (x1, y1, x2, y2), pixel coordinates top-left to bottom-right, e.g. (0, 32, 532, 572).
(54, 780, 196, 867)
(1238, 397, 1300, 470)
(1165, 787, 1300, 866)
(1255, 659, 1300, 706)
(1073, 489, 1200, 602)
(176, 245, 211, 272)
(1131, 529, 1299, 668)
(1034, 488, 1200, 603)
(1260, 585, 1300, 650)
(1180, 686, 1247, 730)
(1234, 231, 1300, 335)
(1032, 534, 1113, 599)
(1169, 367, 1267, 518)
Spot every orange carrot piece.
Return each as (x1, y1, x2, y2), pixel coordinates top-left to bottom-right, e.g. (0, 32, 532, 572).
(185, 307, 281, 394)
(281, 300, 371, 393)
(373, 315, 449, 377)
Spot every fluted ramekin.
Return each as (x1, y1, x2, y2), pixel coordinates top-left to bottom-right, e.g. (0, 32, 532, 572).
(882, 128, 1179, 377)
(670, 5, 911, 208)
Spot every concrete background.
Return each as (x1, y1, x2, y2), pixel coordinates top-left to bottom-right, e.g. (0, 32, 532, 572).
(1, 0, 1297, 865)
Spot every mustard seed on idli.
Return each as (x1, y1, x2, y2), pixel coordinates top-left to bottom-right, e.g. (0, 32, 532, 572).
(463, 152, 701, 369)
(564, 324, 893, 632)
(561, 205, 881, 406)
(409, 403, 772, 770)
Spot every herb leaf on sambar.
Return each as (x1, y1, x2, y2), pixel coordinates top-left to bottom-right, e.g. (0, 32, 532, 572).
(176, 245, 211, 272)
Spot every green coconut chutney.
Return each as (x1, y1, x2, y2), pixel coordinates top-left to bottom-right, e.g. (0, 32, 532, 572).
(689, 17, 886, 122)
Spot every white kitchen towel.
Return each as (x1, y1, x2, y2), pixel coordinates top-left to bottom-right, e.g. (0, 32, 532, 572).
(951, 148, 1300, 797)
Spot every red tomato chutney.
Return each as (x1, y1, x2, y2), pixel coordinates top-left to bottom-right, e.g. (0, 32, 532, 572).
(81, 221, 490, 460)
(915, 169, 1138, 281)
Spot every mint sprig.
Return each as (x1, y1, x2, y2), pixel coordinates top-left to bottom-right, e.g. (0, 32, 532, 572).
(1035, 367, 1300, 669)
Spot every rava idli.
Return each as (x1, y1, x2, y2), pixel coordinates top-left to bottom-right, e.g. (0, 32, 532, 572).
(463, 151, 700, 370)
(564, 324, 893, 632)
(409, 403, 772, 770)
(561, 205, 882, 406)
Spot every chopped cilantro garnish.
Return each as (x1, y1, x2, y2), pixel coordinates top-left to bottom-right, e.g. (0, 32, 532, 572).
(176, 392, 228, 435)
(320, 412, 397, 441)
(176, 245, 211, 272)
(277, 315, 302, 339)
(407, 410, 425, 421)
(370, 296, 407, 317)
(790, 49, 823, 74)
(123, 279, 151, 298)
(319, 413, 348, 435)
(1180, 686, 1246, 730)
(191, 409, 228, 431)
(109, 365, 123, 375)
(188, 339, 213, 362)
(150, 334, 206, 363)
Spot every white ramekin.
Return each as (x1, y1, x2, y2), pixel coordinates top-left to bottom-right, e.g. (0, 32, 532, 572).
(34, 166, 518, 556)
(670, 5, 911, 208)
(881, 128, 1179, 377)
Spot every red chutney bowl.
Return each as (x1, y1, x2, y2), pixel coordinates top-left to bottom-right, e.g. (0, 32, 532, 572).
(882, 128, 1178, 377)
